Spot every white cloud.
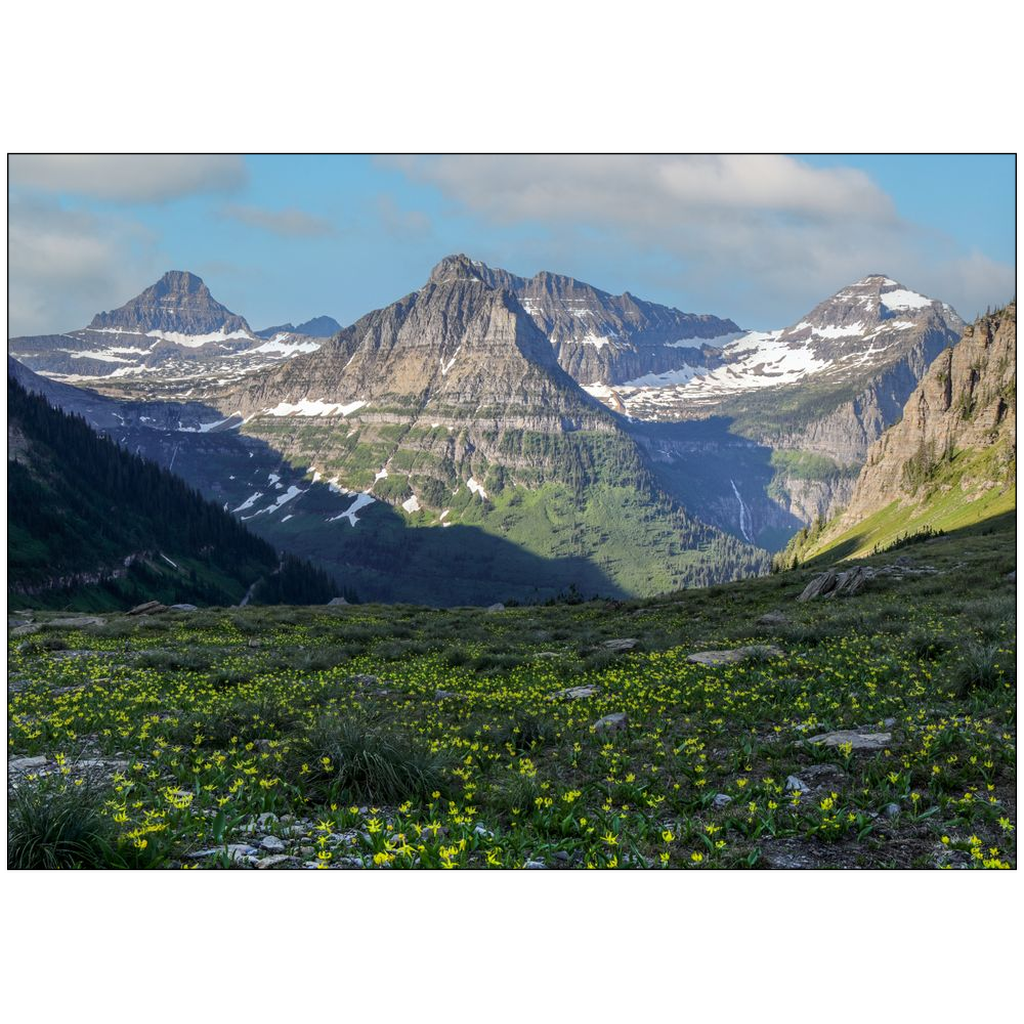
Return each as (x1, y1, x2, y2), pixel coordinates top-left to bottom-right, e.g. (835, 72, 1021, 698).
(386, 155, 1014, 327)
(7, 198, 163, 336)
(388, 154, 896, 227)
(376, 194, 432, 240)
(9, 155, 246, 203)
(220, 203, 334, 237)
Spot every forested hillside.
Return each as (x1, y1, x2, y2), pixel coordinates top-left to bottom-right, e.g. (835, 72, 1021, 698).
(8, 377, 339, 609)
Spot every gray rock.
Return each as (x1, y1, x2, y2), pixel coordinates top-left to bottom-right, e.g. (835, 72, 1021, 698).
(9, 755, 48, 773)
(327, 597, 349, 606)
(806, 729, 892, 751)
(11, 624, 42, 637)
(883, 803, 901, 819)
(798, 570, 838, 601)
(49, 616, 105, 628)
(126, 601, 166, 616)
(1007, 570, 1016, 583)
(712, 793, 732, 809)
(523, 860, 547, 869)
(473, 824, 494, 839)
(260, 835, 286, 853)
(785, 775, 810, 794)
(188, 844, 258, 862)
(486, 603, 505, 612)
(255, 855, 295, 869)
(687, 645, 782, 666)
(169, 603, 198, 611)
(799, 566, 873, 601)
(603, 637, 639, 652)
(552, 685, 597, 700)
(434, 689, 460, 700)
(795, 763, 847, 783)
(592, 712, 628, 733)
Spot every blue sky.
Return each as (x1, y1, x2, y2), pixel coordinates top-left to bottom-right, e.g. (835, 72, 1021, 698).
(8, 154, 1015, 337)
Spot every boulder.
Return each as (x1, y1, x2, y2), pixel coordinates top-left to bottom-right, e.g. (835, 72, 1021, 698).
(11, 624, 42, 637)
(255, 855, 296, 869)
(799, 566, 873, 601)
(552, 686, 597, 700)
(592, 712, 628, 733)
(806, 729, 891, 751)
(327, 597, 349, 606)
(169, 603, 198, 611)
(712, 793, 732, 809)
(603, 638, 638, 652)
(486, 603, 505, 612)
(9, 755, 48, 773)
(798, 570, 838, 601)
(785, 775, 810, 794)
(126, 601, 167, 616)
(833, 566, 870, 596)
(687, 645, 781, 666)
(260, 835, 286, 853)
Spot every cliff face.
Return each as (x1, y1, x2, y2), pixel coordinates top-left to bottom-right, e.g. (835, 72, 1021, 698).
(467, 255, 739, 385)
(839, 301, 1015, 524)
(230, 254, 610, 433)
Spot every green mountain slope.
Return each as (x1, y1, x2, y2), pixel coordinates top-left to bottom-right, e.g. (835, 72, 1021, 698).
(7, 376, 338, 610)
(781, 301, 1016, 564)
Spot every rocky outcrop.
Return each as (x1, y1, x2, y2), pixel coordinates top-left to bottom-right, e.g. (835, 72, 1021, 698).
(836, 301, 1016, 526)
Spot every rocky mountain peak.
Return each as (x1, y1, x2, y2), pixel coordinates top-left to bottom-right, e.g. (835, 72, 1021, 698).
(791, 276, 963, 337)
(427, 254, 488, 286)
(88, 271, 251, 336)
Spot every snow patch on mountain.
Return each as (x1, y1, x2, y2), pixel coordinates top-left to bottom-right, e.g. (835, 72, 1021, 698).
(265, 399, 367, 417)
(880, 288, 933, 311)
(252, 336, 322, 355)
(622, 365, 701, 387)
(145, 328, 253, 348)
(327, 492, 375, 526)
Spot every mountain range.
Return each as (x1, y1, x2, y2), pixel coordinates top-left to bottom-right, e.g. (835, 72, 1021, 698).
(7, 270, 336, 391)
(8, 255, 1011, 607)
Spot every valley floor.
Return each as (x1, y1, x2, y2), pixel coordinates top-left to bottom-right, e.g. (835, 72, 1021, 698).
(7, 514, 1016, 869)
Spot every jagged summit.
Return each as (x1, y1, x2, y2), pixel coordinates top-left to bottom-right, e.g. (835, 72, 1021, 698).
(427, 253, 489, 285)
(793, 276, 962, 337)
(420, 254, 739, 386)
(88, 270, 251, 336)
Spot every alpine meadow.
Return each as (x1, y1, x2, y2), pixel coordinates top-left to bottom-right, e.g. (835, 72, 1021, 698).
(7, 153, 1016, 872)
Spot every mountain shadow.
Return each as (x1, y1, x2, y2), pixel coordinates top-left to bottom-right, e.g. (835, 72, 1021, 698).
(627, 416, 806, 551)
(9, 359, 624, 606)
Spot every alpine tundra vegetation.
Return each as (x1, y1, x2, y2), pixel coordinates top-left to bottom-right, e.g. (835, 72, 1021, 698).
(7, 513, 1015, 869)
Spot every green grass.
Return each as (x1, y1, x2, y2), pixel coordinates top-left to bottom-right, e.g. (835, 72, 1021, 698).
(787, 442, 1015, 563)
(7, 515, 1016, 869)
